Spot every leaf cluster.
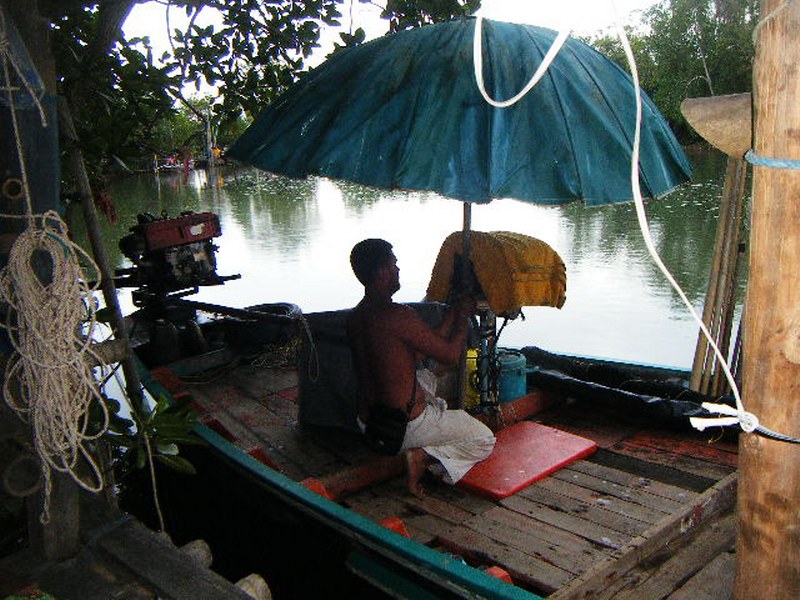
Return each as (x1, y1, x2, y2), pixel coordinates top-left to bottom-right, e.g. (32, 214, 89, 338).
(588, 0, 758, 143)
(52, 6, 182, 175)
(104, 393, 204, 479)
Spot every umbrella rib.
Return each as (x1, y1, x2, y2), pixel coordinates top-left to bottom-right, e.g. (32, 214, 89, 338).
(562, 38, 651, 199)
(520, 26, 583, 200)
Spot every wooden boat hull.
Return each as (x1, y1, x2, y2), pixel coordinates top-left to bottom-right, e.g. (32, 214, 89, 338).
(139, 371, 535, 598)
(130, 304, 738, 599)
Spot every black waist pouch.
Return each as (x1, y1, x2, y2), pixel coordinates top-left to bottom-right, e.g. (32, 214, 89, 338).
(364, 404, 408, 455)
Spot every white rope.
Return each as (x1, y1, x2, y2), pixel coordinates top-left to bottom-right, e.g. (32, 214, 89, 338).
(472, 6, 759, 434)
(473, 15, 571, 108)
(608, 8, 757, 434)
(0, 212, 109, 521)
(1, 11, 108, 521)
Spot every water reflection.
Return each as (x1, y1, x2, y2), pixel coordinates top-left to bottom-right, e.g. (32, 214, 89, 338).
(71, 149, 742, 370)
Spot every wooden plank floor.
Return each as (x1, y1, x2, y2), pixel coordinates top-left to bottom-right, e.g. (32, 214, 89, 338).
(156, 364, 739, 599)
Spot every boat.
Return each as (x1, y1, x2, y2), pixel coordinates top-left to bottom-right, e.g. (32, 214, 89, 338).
(115, 211, 739, 599)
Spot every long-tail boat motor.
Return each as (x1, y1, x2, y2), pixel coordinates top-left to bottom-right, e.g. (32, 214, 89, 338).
(115, 211, 240, 307)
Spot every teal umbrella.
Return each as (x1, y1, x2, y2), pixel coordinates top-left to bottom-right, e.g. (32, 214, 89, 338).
(228, 17, 691, 206)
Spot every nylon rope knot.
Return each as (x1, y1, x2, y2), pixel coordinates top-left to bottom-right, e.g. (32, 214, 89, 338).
(690, 402, 759, 433)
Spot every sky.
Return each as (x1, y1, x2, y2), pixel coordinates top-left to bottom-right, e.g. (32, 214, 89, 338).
(123, 0, 659, 67)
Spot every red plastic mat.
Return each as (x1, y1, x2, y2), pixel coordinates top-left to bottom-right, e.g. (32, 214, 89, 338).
(458, 421, 597, 500)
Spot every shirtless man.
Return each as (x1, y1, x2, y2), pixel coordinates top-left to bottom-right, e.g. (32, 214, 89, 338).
(347, 238, 495, 496)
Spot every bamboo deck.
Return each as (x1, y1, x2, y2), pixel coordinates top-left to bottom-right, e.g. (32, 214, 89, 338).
(152, 362, 739, 599)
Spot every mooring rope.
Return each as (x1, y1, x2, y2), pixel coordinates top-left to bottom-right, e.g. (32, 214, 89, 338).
(1, 11, 109, 521)
(472, 4, 799, 443)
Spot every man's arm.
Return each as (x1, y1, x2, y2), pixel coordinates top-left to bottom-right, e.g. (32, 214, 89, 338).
(391, 303, 472, 365)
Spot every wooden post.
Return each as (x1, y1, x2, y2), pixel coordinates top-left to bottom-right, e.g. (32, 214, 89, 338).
(0, 1, 84, 561)
(735, 2, 800, 597)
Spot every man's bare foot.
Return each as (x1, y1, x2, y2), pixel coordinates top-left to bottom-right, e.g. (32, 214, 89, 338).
(403, 448, 430, 497)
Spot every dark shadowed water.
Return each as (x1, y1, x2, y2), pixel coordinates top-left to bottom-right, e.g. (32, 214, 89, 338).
(73, 147, 743, 370)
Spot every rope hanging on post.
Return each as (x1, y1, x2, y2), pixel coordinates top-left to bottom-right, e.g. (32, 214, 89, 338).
(0, 212, 109, 521)
(0, 9, 109, 522)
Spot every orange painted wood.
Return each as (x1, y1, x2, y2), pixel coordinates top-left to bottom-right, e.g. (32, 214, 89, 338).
(313, 455, 404, 500)
(458, 421, 597, 500)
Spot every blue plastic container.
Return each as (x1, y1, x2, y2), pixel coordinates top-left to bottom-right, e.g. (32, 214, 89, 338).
(498, 352, 527, 403)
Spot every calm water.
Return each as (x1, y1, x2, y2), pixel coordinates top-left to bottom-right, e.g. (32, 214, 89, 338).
(72, 148, 741, 370)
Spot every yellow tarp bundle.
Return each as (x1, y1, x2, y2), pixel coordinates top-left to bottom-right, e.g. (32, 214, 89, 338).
(426, 231, 566, 316)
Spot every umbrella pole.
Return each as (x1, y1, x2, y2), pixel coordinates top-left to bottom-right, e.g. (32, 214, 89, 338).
(455, 202, 472, 408)
(461, 203, 499, 414)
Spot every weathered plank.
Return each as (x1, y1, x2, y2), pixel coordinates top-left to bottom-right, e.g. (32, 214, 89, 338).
(227, 365, 298, 397)
(549, 467, 685, 515)
(253, 392, 299, 422)
(532, 409, 639, 449)
(345, 493, 410, 522)
(601, 512, 737, 600)
(437, 525, 575, 594)
(610, 439, 735, 481)
(251, 424, 346, 479)
(588, 448, 716, 492)
(465, 506, 612, 574)
(402, 514, 452, 546)
(617, 431, 738, 468)
(401, 489, 477, 525)
(566, 460, 699, 503)
(433, 483, 498, 517)
(667, 548, 735, 600)
(94, 519, 253, 600)
(644, 427, 738, 455)
(528, 478, 661, 532)
(549, 472, 737, 600)
(500, 494, 628, 549)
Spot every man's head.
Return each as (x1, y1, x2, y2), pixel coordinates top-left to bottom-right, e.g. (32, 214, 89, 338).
(350, 238, 397, 289)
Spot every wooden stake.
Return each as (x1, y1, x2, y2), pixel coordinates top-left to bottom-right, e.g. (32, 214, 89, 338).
(735, 2, 800, 597)
(58, 99, 146, 414)
(690, 157, 747, 394)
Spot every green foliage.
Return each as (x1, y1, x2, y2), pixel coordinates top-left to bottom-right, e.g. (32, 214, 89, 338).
(105, 393, 204, 479)
(52, 7, 181, 176)
(588, 0, 757, 142)
(380, 0, 482, 31)
(50, 1, 480, 175)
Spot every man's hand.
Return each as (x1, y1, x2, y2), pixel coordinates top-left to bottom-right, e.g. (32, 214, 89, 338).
(452, 294, 477, 318)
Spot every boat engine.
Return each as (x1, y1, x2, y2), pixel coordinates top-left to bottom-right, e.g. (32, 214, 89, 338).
(115, 211, 240, 306)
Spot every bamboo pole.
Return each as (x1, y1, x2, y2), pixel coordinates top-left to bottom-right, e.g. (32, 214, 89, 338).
(690, 157, 747, 394)
(735, 1, 800, 597)
(455, 201, 473, 408)
(710, 170, 747, 397)
(690, 160, 732, 391)
(59, 99, 145, 414)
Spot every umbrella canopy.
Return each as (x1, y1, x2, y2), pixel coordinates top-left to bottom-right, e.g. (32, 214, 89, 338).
(228, 17, 691, 206)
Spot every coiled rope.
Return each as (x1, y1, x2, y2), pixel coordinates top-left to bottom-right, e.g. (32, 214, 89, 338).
(1, 9, 108, 521)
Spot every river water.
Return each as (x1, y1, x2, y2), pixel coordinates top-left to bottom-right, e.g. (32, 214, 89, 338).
(72, 147, 742, 371)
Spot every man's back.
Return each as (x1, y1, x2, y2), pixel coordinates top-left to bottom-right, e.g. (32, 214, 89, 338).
(348, 299, 421, 421)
